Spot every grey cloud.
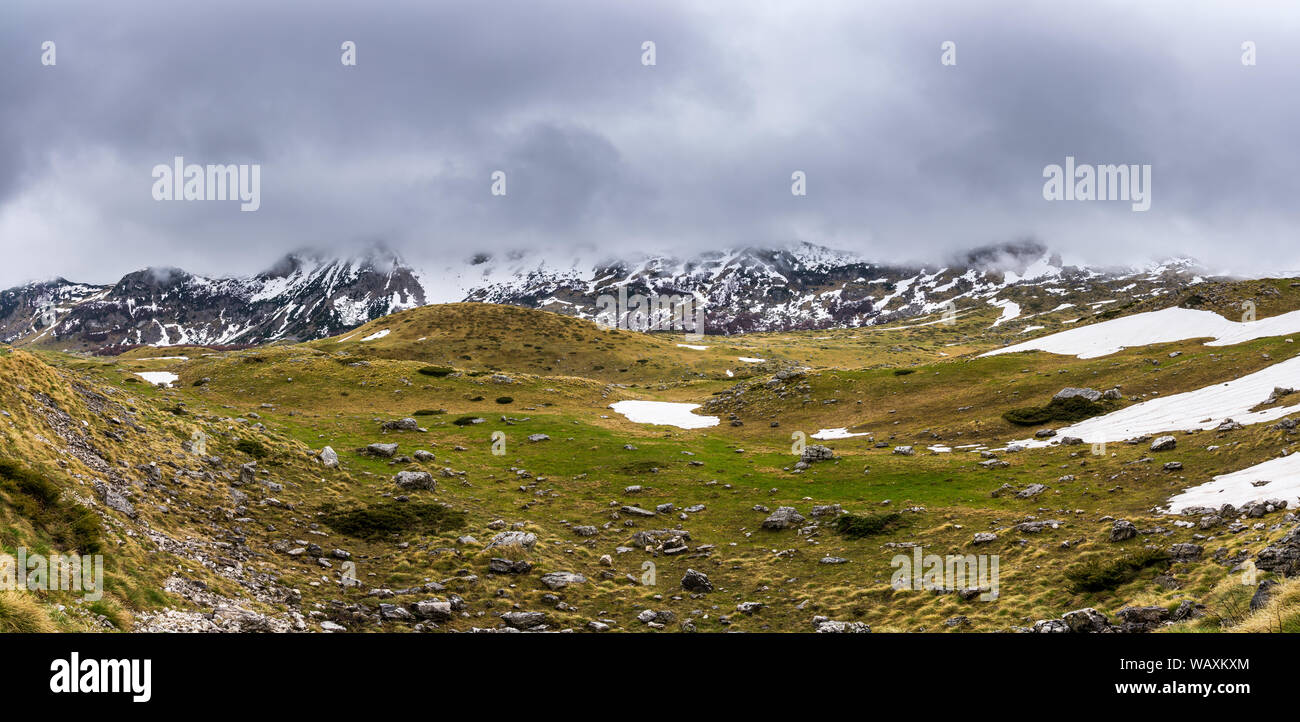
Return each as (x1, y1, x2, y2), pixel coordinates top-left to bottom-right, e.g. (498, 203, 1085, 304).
(2, 0, 1299, 287)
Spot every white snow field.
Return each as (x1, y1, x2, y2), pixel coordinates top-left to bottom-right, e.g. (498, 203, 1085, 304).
(812, 428, 870, 440)
(1017, 354, 1300, 446)
(676, 344, 709, 350)
(135, 371, 179, 387)
(989, 299, 1021, 327)
(1164, 454, 1300, 513)
(361, 329, 391, 341)
(981, 306, 1300, 359)
(608, 400, 719, 429)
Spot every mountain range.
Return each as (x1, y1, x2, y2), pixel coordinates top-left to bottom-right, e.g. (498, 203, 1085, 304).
(0, 241, 1210, 352)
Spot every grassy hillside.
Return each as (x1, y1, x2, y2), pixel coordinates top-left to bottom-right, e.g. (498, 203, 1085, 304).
(2, 293, 1299, 633)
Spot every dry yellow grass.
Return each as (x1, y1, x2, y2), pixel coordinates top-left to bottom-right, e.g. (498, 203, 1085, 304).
(1230, 578, 1300, 634)
(0, 591, 56, 633)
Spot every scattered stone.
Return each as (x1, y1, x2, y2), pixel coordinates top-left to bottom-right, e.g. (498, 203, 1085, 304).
(1256, 525, 1300, 576)
(1109, 520, 1137, 542)
(540, 571, 587, 590)
(762, 506, 806, 530)
(1016, 483, 1047, 499)
(681, 568, 714, 592)
(485, 531, 537, 551)
(1250, 579, 1278, 612)
(366, 443, 399, 457)
(801, 445, 835, 462)
(1150, 436, 1177, 452)
(812, 616, 870, 633)
(1014, 520, 1063, 533)
(1054, 387, 1102, 402)
(501, 611, 547, 629)
(620, 505, 656, 518)
(487, 558, 533, 575)
(412, 600, 452, 621)
(393, 470, 436, 490)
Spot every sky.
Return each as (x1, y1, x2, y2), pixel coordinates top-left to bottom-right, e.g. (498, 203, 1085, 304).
(2, 0, 1299, 288)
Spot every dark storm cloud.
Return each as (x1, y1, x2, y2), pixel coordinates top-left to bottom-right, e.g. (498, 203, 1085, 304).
(1, 0, 1298, 287)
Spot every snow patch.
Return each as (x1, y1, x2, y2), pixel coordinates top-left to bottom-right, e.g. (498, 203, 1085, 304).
(1164, 454, 1300, 513)
(989, 299, 1021, 327)
(135, 371, 179, 387)
(812, 428, 870, 440)
(1014, 354, 1300, 446)
(609, 400, 719, 429)
(983, 307, 1300, 359)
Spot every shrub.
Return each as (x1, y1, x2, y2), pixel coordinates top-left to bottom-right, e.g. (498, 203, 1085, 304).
(321, 502, 467, 540)
(416, 366, 454, 377)
(833, 512, 904, 539)
(893, 368, 915, 376)
(1065, 548, 1169, 593)
(1002, 406, 1054, 426)
(412, 409, 446, 416)
(495, 396, 514, 404)
(234, 439, 268, 458)
(1003, 395, 1110, 426)
(452, 416, 482, 427)
(1048, 396, 1109, 421)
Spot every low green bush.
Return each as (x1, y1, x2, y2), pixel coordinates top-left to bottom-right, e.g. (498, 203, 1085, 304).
(321, 502, 466, 540)
(1065, 548, 1169, 593)
(1003, 395, 1110, 426)
(416, 366, 454, 377)
(234, 439, 268, 458)
(833, 512, 904, 539)
(412, 409, 446, 416)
